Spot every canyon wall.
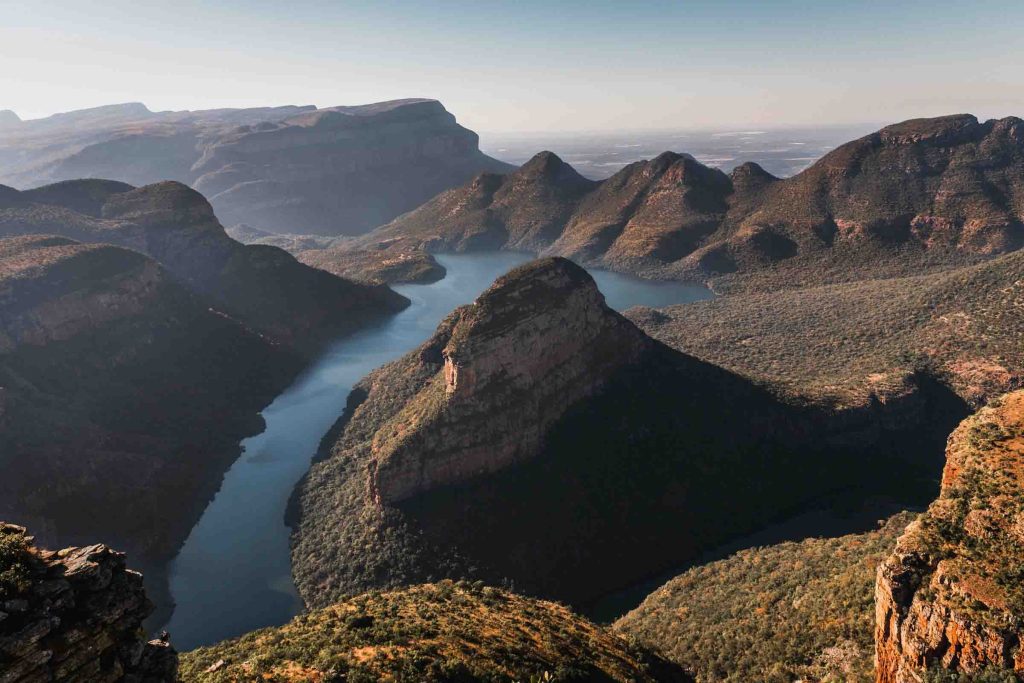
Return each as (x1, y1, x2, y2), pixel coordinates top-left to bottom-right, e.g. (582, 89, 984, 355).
(369, 257, 651, 503)
(0, 523, 177, 683)
(875, 391, 1024, 682)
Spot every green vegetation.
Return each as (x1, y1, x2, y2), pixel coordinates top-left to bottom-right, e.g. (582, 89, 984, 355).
(0, 524, 33, 599)
(615, 512, 918, 683)
(631, 248, 1024, 407)
(179, 581, 688, 683)
(896, 392, 1024, 630)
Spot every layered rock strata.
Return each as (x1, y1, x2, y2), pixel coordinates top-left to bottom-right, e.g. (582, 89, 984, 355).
(875, 391, 1024, 682)
(0, 523, 177, 683)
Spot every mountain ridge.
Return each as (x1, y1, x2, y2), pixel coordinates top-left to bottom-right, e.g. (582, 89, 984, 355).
(320, 114, 1024, 290)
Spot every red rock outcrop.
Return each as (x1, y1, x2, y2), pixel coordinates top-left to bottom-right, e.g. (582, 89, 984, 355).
(875, 391, 1024, 682)
(0, 523, 177, 683)
(369, 257, 651, 503)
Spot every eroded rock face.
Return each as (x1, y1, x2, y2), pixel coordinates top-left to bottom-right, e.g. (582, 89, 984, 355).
(0, 523, 177, 683)
(369, 257, 651, 503)
(875, 391, 1024, 682)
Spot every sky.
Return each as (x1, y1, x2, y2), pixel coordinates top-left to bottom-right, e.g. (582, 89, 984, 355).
(2, 0, 1023, 133)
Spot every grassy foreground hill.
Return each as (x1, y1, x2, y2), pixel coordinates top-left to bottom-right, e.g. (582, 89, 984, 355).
(180, 581, 691, 683)
(614, 512, 917, 683)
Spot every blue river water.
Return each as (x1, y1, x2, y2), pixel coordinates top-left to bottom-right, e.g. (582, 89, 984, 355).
(162, 252, 713, 649)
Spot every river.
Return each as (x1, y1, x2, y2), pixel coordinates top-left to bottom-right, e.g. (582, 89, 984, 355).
(162, 252, 714, 650)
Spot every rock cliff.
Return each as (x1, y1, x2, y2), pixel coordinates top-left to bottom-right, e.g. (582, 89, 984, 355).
(0, 523, 177, 683)
(0, 99, 512, 236)
(369, 258, 651, 503)
(875, 391, 1024, 682)
(339, 115, 1024, 289)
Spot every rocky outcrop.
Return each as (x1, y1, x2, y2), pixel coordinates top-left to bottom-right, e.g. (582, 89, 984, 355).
(353, 115, 1024, 289)
(369, 258, 651, 503)
(0, 99, 512, 236)
(0, 523, 177, 683)
(875, 391, 1024, 682)
(0, 179, 407, 349)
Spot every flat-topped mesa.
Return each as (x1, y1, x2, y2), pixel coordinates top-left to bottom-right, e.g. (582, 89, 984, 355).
(0, 523, 177, 683)
(875, 390, 1024, 682)
(369, 257, 652, 504)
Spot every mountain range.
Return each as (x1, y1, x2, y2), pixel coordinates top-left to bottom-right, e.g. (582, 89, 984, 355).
(0, 99, 512, 235)
(321, 114, 1024, 291)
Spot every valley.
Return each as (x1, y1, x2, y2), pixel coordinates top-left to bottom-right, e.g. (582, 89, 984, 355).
(162, 252, 714, 650)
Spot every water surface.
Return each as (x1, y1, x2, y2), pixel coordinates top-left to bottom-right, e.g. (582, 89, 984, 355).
(163, 252, 712, 649)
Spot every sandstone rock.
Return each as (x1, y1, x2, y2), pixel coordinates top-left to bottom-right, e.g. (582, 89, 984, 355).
(369, 257, 651, 502)
(875, 391, 1024, 682)
(0, 526, 177, 683)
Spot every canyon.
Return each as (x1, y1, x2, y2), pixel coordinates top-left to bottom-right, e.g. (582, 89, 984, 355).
(288, 257, 956, 617)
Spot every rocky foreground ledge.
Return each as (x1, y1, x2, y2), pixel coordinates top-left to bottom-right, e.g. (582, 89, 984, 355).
(0, 524, 176, 683)
(875, 391, 1024, 682)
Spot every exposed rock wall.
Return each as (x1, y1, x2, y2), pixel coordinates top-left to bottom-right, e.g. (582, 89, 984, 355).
(0, 524, 177, 683)
(875, 391, 1024, 682)
(369, 257, 651, 503)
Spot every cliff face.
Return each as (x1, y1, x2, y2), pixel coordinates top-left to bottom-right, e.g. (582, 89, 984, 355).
(0, 99, 512, 236)
(369, 258, 651, 503)
(0, 523, 177, 683)
(615, 512, 918, 683)
(0, 179, 407, 349)
(0, 235, 296, 575)
(875, 391, 1024, 682)
(340, 115, 1024, 288)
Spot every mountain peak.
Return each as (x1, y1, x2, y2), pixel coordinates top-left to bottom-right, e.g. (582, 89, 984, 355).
(0, 109, 20, 127)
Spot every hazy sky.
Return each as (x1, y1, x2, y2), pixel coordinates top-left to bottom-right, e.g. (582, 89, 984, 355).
(3, 0, 1023, 133)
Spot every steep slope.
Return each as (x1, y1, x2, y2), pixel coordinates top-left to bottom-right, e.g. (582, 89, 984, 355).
(0, 523, 178, 683)
(346, 115, 1024, 289)
(0, 99, 513, 235)
(302, 150, 595, 282)
(875, 391, 1024, 682)
(0, 179, 407, 349)
(615, 512, 918, 683)
(0, 235, 297, 572)
(290, 258, 948, 613)
(180, 581, 691, 683)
